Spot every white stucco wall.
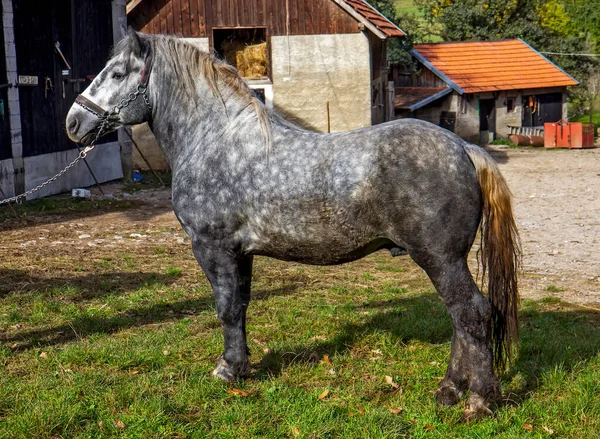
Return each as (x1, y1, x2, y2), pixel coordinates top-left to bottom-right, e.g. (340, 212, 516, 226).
(271, 33, 372, 133)
(182, 37, 210, 53)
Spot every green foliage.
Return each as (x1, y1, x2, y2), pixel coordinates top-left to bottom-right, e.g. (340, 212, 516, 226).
(490, 138, 517, 147)
(370, 0, 420, 67)
(564, 0, 600, 53)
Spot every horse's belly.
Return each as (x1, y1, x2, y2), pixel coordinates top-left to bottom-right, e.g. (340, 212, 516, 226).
(248, 230, 391, 265)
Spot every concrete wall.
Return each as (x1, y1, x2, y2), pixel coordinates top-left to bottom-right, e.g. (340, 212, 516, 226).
(271, 33, 372, 132)
(182, 37, 209, 53)
(454, 87, 567, 143)
(0, 158, 15, 198)
(132, 123, 169, 171)
(23, 143, 123, 200)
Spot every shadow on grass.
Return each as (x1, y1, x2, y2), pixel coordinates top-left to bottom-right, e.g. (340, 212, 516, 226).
(256, 293, 600, 402)
(0, 190, 173, 232)
(1, 274, 298, 351)
(3, 272, 599, 406)
(0, 268, 175, 300)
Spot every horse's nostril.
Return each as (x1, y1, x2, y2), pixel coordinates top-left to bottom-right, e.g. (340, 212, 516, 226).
(67, 118, 79, 134)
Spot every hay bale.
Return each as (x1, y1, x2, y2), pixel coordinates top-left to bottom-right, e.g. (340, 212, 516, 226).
(221, 40, 267, 79)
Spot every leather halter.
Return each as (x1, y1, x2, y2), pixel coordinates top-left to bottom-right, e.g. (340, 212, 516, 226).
(75, 51, 153, 119)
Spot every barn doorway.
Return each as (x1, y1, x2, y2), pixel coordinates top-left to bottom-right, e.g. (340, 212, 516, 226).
(213, 28, 269, 80)
(523, 92, 563, 127)
(479, 98, 496, 144)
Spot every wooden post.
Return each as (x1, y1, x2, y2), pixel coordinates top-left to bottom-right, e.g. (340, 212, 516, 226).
(387, 81, 395, 122)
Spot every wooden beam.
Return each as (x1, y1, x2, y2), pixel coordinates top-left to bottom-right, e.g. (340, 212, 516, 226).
(126, 0, 144, 15)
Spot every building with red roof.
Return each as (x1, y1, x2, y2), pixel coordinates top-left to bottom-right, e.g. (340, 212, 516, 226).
(392, 39, 578, 143)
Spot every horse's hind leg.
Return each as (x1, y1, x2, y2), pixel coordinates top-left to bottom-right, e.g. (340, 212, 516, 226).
(192, 241, 252, 381)
(413, 253, 500, 418)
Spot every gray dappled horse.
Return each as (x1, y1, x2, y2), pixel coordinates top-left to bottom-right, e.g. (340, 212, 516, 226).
(66, 31, 520, 418)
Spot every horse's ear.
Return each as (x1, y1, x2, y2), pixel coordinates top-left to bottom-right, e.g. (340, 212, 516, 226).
(127, 28, 149, 58)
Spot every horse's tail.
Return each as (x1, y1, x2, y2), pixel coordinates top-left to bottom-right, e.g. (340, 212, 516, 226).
(464, 144, 521, 371)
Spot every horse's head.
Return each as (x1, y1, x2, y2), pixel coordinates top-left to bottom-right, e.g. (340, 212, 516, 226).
(66, 30, 153, 145)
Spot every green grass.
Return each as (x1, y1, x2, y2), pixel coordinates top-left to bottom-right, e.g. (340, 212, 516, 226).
(572, 110, 600, 140)
(0, 202, 599, 437)
(394, 0, 421, 16)
(572, 110, 600, 127)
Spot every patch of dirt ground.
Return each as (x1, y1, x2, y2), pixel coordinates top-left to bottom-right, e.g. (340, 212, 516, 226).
(1, 145, 599, 307)
(487, 145, 600, 306)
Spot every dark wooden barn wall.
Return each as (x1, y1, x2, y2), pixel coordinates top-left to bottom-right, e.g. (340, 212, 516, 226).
(130, 0, 359, 37)
(12, 0, 114, 158)
(0, 1, 11, 160)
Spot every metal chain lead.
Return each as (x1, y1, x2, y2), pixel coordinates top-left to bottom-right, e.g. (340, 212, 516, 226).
(0, 85, 149, 206)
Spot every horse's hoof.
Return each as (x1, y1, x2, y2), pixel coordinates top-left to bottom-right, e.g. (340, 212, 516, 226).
(435, 383, 462, 406)
(211, 356, 249, 382)
(463, 394, 494, 420)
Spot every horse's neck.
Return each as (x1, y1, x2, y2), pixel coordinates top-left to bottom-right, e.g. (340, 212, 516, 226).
(147, 69, 267, 167)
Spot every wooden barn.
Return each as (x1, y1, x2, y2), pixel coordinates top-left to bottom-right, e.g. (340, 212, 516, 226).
(126, 0, 405, 169)
(391, 39, 579, 144)
(0, 0, 128, 201)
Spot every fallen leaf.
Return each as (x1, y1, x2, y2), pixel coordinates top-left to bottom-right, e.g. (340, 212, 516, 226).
(227, 388, 255, 397)
(388, 407, 403, 415)
(423, 424, 435, 431)
(292, 426, 300, 437)
(349, 406, 366, 417)
(371, 349, 382, 355)
(320, 354, 332, 366)
(385, 376, 400, 389)
(328, 368, 336, 376)
(542, 426, 554, 435)
(39, 352, 48, 359)
(163, 350, 169, 356)
(522, 423, 533, 431)
(309, 335, 326, 341)
(318, 389, 330, 400)
(114, 420, 125, 429)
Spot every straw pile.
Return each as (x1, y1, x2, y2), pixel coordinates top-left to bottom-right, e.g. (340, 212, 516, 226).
(222, 41, 268, 79)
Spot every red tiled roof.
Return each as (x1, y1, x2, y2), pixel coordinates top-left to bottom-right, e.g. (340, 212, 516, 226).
(412, 40, 578, 94)
(341, 0, 406, 38)
(394, 87, 448, 109)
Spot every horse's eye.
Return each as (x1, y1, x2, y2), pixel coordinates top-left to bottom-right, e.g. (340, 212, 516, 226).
(112, 72, 125, 80)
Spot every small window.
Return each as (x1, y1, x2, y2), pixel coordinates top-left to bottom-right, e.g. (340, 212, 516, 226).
(506, 99, 514, 112)
(213, 28, 269, 80)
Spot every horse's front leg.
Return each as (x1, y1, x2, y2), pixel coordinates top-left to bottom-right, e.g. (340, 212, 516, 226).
(192, 242, 253, 381)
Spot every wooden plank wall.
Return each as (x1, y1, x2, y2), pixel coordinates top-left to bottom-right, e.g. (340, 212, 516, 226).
(12, 0, 115, 157)
(130, 0, 360, 37)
